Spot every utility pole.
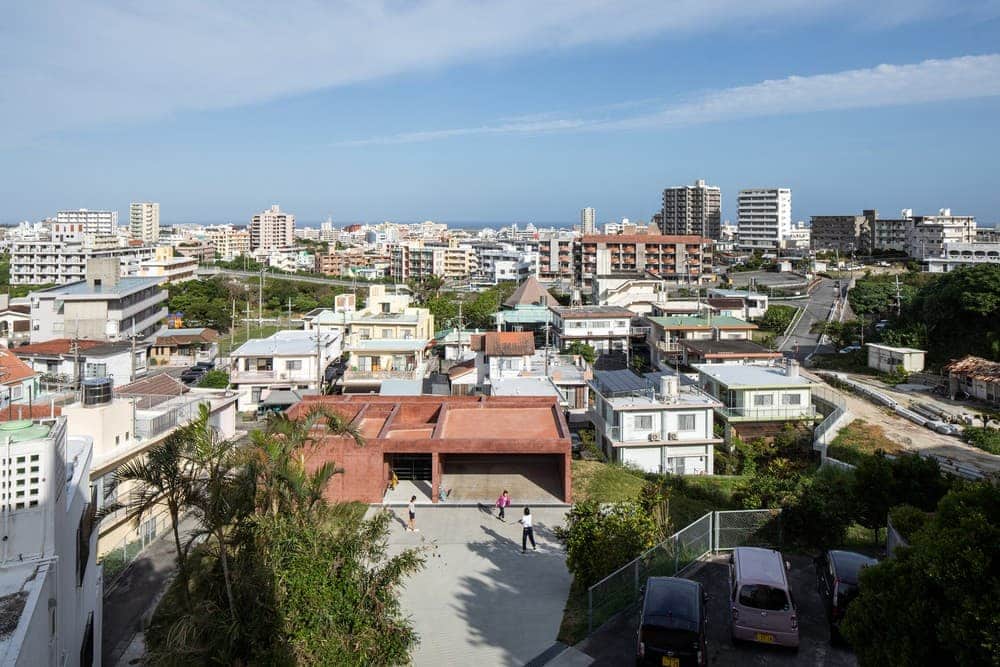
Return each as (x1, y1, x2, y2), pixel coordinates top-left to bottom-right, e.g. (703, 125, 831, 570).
(258, 268, 264, 333)
(894, 274, 902, 317)
(130, 323, 136, 383)
(287, 297, 292, 330)
(230, 300, 235, 351)
(245, 301, 251, 341)
(316, 329, 323, 392)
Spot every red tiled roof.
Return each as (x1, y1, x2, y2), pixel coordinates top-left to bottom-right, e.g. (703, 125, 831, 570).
(706, 297, 745, 310)
(0, 348, 36, 385)
(154, 329, 221, 346)
(14, 339, 104, 356)
(0, 404, 61, 422)
(943, 355, 1000, 382)
(470, 332, 535, 356)
(448, 358, 476, 379)
(116, 373, 189, 408)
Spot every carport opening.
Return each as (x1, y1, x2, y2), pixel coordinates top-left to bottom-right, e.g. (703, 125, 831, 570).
(441, 454, 564, 504)
(386, 454, 433, 503)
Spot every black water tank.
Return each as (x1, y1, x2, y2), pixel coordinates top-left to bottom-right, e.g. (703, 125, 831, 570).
(82, 377, 113, 406)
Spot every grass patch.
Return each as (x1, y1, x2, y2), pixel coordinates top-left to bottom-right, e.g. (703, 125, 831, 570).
(219, 323, 282, 357)
(810, 351, 874, 374)
(557, 579, 591, 645)
(827, 419, 903, 466)
(961, 427, 1000, 455)
(571, 460, 645, 504)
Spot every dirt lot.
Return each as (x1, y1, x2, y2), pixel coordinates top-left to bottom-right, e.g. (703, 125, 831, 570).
(831, 378, 1000, 475)
(578, 553, 857, 667)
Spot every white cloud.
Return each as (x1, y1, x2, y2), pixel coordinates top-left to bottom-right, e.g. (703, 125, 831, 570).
(0, 0, 989, 142)
(340, 54, 1000, 145)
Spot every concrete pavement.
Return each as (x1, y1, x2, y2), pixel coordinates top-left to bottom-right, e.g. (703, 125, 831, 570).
(375, 505, 572, 667)
(774, 278, 840, 359)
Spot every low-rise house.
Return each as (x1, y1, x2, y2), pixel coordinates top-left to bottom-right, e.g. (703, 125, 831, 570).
(943, 355, 1000, 404)
(150, 327, 220, 366)
(679, 339, 783, 366)
(0, 348, 38, 409)
(0, 418, 101, 667)
(494, 276, 557, 332)
(472, 331, 536, 388)
(229, 330, 341, 411)
(709, 288, 769, 319)
(0, 294, 30, 347)
(695, 361, 816, 436)
(434, 327, 487, 361)
(64, 374, 236, 565)
(15, 338, 150, 387)
(866, 343, 926, 374)
(589, 368, 722, 474)
(549, 305, 637, 355)
(447, 359, 477, 396)
(137, 246, 199, 283)
(646, 315, 758, 367)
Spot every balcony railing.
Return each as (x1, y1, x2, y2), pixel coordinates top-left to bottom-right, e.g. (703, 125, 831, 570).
(230, 368, 275, 381)
(629, 326, 651, 337)
(342, 367, 424, 382)
(656, 340, 683, 353)
(717, 405, 816, 421)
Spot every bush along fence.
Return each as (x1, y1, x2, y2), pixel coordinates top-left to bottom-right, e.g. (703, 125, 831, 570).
(586, 509, 781, 634)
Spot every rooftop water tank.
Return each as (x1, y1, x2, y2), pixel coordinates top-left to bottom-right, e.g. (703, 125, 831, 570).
(82, 377, 113, 407)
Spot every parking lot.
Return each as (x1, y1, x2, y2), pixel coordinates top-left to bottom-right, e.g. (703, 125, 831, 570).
(579, 553, 857, 666)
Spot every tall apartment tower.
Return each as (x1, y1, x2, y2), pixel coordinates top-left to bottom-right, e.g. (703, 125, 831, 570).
(250, 204, 295, 251)
(130, 201, 160, 243)
(55, 208, 118, 236)
(737, 188, 792, 249)
(661, 179, 722, 239)
(580, 207, 597, 235)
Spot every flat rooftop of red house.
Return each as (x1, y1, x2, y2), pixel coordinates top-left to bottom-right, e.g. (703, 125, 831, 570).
(288, 395, 567, 442)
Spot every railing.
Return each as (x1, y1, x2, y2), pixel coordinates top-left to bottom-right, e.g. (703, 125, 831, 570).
(656, 340, 683, 353)
(586, 509, 780, 634)
(342, 368, 422, 381)
(717, 405, 816, 421)
(230, 368, 276, 381)
(629, 326, 651, 337)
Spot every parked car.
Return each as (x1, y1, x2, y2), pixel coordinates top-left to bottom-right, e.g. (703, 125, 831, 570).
(839, 345, 862, 354)
(180, 366, 207, 384)
(570, 432, 582, 454)
(636, 577, 708, 667)
(815, 550, 877, 642)
(194, 360, 215, 371)
(729, 547, 799, 648)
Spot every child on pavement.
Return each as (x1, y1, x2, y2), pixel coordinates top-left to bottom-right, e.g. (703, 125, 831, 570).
(495, 490, 511, 521)
(519, 506, 536, 553)
(407, 495, 420, 532)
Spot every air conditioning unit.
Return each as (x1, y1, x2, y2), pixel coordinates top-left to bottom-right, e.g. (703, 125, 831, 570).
(647, 433, 661, 442)
(666, 432, 679, 441)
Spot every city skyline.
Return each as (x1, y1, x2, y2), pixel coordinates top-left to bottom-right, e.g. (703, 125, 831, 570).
(1, 2, 999, 223)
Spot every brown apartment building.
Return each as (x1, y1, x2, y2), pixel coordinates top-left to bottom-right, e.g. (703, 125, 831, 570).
(574, 234, 713, 290)
(288, 395, 572, 503)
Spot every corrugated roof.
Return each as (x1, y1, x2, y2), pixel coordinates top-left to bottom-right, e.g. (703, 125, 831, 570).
(503, 277, 556, 308)
(592, 369, 651, 394)
(943, 355, 1000, 382)
(648, 315, 756, 329)
(13, 339, 105, 356)
(155, 328, 220, 346)
(470, 332, 535, 356)
(117, 373, 189, 401)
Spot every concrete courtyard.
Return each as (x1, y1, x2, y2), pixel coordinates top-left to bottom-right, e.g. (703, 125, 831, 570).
(372, 505, 572, 666)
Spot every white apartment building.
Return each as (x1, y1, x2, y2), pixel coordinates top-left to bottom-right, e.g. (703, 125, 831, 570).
(661, 179, 722, 239)
(923, 242, 1000, 273)
(907, 209, 977, 259)
(590, 369, 722, 474)
(229, 330, 342, 412)
(0, 418, 101, 667)
(737, 188, 792, 250)
(785, 222, 811, 250)
(10, 239, 156, 286)
(549, 305, 636, 355)
(56, 208, 118, 236)
(204, 225, 251, 260)
(695, 361, 815, 425)
(129, 202, 160, 243)
(580, 207, 596, 235)
(30, 259, 168, 343)
(390, 241, 477, 281)
(249, 204, 295, 251)
(15, 339, 150, 387)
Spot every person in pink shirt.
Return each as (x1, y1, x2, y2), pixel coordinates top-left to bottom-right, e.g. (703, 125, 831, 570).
(495, 490, 511, 521)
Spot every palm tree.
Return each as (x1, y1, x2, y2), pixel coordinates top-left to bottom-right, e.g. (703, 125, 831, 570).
(103, 427, 197, 608)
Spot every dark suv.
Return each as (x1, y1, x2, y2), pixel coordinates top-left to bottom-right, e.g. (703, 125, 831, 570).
(815, 550, 877, 642)
(636, 577, 708, 667)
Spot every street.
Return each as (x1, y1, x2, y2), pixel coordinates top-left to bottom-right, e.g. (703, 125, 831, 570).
(773, 278, 840, 360)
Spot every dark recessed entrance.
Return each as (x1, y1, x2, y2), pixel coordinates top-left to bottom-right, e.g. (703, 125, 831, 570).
(390, 454, 432, 481)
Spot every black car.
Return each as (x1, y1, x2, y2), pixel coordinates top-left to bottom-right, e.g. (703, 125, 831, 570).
(194, 360, 215, 371)
(815, 550, 877, 641)
(637, 577, 708, 667)
(180, 366, 207, 384)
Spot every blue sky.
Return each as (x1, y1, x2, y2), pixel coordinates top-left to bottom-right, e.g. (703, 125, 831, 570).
(1, 1, 999, 225)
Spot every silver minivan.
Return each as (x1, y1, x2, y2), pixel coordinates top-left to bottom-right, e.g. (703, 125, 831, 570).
(728, 547, 799, 648)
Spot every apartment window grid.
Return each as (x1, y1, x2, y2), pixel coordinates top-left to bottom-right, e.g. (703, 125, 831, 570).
(633, 414, 653, 430)
(1, 453, 42, 511)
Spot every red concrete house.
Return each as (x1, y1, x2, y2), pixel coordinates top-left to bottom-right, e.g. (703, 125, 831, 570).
(288, 395, 573, 503)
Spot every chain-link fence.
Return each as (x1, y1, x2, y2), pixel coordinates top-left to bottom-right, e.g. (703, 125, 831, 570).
(714, 509, 782, 551)
(587, 512, 713, 634)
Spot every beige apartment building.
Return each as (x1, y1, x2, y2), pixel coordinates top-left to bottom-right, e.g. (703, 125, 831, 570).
(661, 179, 722, 240)
(250, 204, 295, 251)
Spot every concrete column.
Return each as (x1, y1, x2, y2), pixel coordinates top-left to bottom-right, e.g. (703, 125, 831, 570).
(562, 453, 573, 503)
(431, 452, 441, 502)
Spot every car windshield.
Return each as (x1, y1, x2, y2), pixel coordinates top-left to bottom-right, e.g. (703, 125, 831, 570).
(835, 582, 859, 606)
(738, 585, 789, 611)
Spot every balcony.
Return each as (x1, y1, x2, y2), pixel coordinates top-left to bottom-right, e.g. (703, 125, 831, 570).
(230, 368, 276, 382)
(716, 405, 817, 422)
(342, 364, 425, 383)
(656, 340, 683, 353)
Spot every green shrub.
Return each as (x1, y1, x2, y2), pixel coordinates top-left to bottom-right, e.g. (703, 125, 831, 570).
(961, 427, 1000, 455)
(889, 504, 931, 541)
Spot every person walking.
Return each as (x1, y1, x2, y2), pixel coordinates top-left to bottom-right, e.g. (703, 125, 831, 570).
(407, 495, 419, 532)
(519, 506, 536, 553)
(495, 490, 511, 521)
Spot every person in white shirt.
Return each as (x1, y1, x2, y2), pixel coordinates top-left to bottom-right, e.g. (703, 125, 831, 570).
(519, 506, 536, 552)
(407, 495, 419, 532)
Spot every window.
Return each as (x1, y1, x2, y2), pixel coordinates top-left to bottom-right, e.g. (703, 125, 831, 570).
(381, 328, 393, 338)
(678, 414, 696, 431)
(781, 393, 802, 405)
(666, 457, 685, 474)
(753, 394, 774, 407)
(251, 387, 263, 403)
(285, 360, 302, 371)
(633, 414, 653, 430)
(738, 585, 790, 611)
(84, 362, 107, 378)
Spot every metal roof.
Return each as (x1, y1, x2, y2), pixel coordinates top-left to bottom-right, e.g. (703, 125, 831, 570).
(694, 363, 811, 388)
(36, 277, 163, 299)
(233, 330, 334, 357)
(593, 368, 651, 394)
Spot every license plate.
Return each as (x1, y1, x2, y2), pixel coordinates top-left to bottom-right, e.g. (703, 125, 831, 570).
(661, 658, 679, 667)
(755, 632, 775, 643)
